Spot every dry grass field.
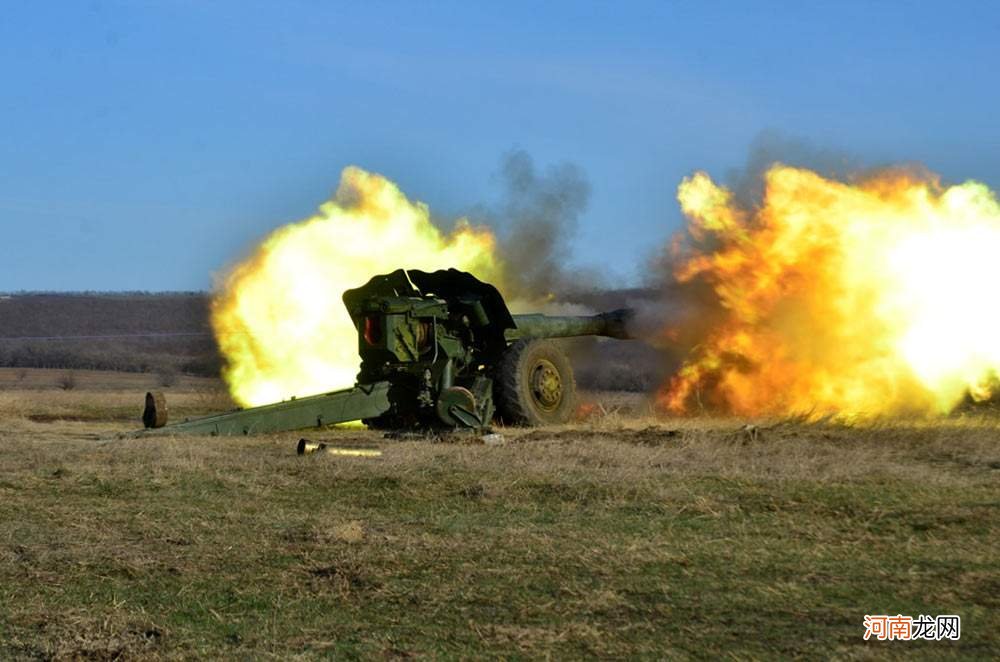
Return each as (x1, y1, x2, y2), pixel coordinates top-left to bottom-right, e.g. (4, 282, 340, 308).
(0, 368, 997, 659)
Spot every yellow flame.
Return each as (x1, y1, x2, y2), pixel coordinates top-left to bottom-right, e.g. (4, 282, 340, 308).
(212, 166, 502, 407)
(662, 165, 1000, 417)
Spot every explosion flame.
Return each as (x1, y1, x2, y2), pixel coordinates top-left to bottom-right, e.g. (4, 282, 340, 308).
(661, 165, 1000, 417)
(212, 166, 501, 407)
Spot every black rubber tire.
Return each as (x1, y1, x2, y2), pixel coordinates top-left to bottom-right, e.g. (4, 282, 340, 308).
(494, 339, 576, 426)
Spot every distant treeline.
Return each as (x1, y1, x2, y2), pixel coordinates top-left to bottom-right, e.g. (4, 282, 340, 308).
(0, 291, 206, 297)
(0, 291, 667, 391)
(0, 293, 222, 376)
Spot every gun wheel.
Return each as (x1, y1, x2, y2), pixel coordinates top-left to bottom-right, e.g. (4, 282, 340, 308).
(495, 339, 576, 426)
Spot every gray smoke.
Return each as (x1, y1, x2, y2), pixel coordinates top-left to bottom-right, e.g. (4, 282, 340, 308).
(482, 150, 599, 305)
(476, 150, 664, 391)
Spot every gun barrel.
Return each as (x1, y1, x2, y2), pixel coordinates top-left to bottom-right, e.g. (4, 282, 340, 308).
(508, 308, 633, 341)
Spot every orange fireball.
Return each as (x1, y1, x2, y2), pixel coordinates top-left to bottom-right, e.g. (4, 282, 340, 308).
(661, 165, 1000, 417)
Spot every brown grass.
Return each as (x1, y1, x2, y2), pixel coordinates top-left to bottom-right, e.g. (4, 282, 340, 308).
(0, 370, 997, 658)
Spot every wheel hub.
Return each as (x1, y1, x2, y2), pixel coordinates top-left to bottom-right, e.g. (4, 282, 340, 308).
(436, 386, 478, 427)
(530, 360, 563, 411)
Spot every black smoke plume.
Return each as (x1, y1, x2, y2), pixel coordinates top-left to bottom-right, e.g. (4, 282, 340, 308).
(475, 149, 599, 304)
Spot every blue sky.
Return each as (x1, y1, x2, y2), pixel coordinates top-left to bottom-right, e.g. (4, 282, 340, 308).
(2, 1, 999, 291)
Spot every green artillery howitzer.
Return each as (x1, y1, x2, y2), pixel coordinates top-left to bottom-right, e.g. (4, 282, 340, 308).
(140, 268, 632, 435)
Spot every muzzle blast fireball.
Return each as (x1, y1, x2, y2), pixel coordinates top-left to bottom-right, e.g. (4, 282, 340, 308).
(661, 164, 1000, 417)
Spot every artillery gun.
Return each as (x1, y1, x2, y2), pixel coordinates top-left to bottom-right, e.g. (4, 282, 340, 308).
(141, 268, 632, 435)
